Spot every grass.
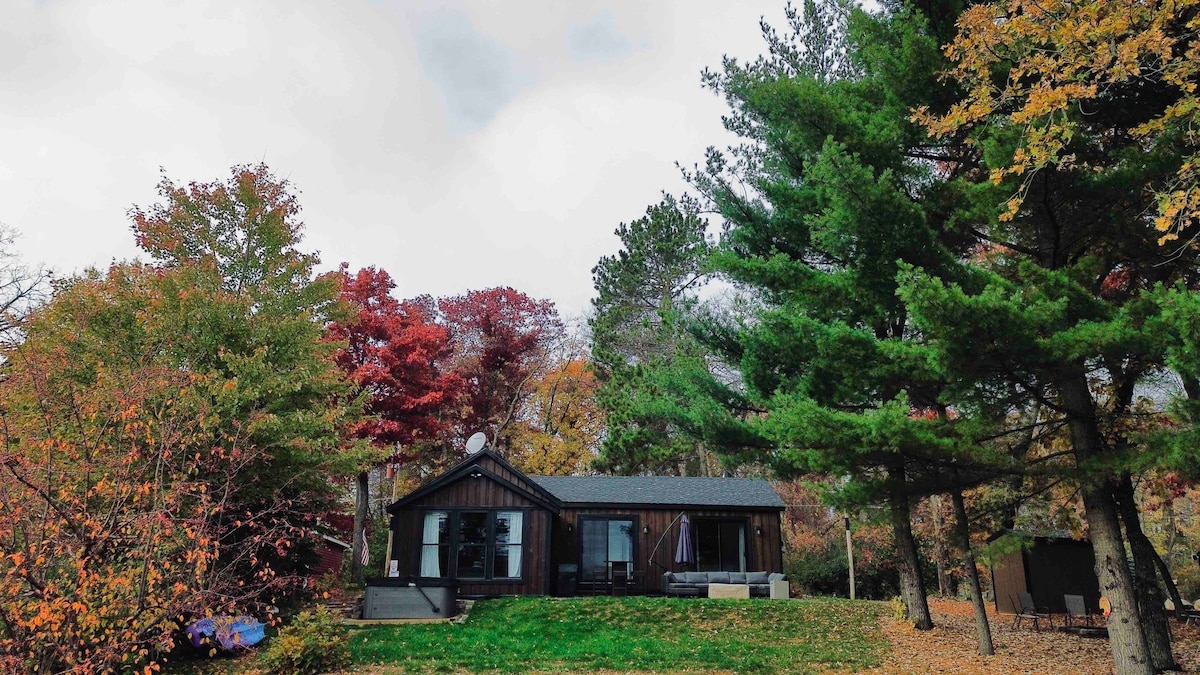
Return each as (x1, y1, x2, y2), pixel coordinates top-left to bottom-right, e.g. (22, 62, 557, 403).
(348, 596, 886, 673)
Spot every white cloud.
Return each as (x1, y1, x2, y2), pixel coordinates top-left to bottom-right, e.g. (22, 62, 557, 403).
(0, 0, 785, 319)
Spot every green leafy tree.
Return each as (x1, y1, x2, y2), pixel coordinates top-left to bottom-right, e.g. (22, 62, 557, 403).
(590, 195, 730, 475)
(0, 216, 357, 672)
(129, 163, 362, 581)
(910, 1, 1200, 668)
(686, 0, 1013, 635)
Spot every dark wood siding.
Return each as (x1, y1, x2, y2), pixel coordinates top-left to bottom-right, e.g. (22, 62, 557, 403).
(474, 455, 543, 496)
(990, 549, 1027, 614)
(314, 542, 346, 577)
(1026, 540, 1100, 613)
(389, 471, 552, 596)
(989, 539, 1100, 615)
(552, 507, 783, 593)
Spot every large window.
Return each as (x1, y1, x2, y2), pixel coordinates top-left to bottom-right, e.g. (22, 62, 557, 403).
(419, 510, 524, 580)
(580, 516, 635, 579)
(695, 519, 746, 572)
(420, 511, 450, 577)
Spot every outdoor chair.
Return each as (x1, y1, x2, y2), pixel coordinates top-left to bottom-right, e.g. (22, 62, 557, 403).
(1178, 600, 1200, 626)
(589, 570, 608, 596)
(1010, 594, 1040, 630)
(1018, 591, 1054, 629)
(1010, 593, 1045, 631)
(1064, 594, 1094, 627)
(631, 570, 647, 595)
(611, 566, 630, 596)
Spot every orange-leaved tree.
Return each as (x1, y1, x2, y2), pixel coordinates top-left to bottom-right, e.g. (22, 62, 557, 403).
(0, 164, 359, 673)
(0, 265, 323, 672)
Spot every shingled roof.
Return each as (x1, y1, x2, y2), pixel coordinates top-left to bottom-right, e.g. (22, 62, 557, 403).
(528, 475, 784, 509)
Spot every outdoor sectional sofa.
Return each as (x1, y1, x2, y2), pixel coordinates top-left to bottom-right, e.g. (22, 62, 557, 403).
(662, 571, 787, 597)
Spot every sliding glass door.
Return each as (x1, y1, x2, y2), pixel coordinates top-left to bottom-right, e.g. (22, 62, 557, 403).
(580, 516, 636, 579)
(695, 519, 747, 572)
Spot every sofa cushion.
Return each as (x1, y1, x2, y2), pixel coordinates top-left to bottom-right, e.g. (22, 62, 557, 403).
(706, 572, 730, 584)
(683, 572, 709, 584)
(768, 572, 787, 582)
(746, 572, 769, 584)
(727, 572, 746, 584)
(666, 572, 683, 583)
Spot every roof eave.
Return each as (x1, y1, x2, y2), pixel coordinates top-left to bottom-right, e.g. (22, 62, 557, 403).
(556, 501, 785, 512)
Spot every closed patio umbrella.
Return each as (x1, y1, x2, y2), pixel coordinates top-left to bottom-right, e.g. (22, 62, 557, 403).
(674, 514, 694, 567)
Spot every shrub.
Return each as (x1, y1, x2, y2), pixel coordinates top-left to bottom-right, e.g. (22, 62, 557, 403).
(1175, 563, 1200, 602)
(784, 538, 901, 600)
(258, 607, 350, 675)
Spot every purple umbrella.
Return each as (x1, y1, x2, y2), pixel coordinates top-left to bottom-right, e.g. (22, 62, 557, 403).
(674, 514, 694, 567)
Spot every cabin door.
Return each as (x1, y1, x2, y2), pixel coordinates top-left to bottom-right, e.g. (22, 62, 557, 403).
(580, 516, 636, 580)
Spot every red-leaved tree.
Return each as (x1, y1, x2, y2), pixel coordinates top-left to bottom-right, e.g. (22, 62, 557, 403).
(439, 287, 563, 454)
(327, 265, 460, 581)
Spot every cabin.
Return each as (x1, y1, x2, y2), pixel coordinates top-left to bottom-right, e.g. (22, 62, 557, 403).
(385, 448, 785, 597)
(989, 533, 1102, 615)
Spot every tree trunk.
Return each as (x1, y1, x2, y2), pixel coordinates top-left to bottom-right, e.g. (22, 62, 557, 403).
(1162, 499, 1187, 616)
(889, 464, 933, 630)
(930, 494, 952, 596)
(1060, 374, 1153, 674)
(351, 470, 369, 584)
(1152, 535, 1187, 622)
(1115, 473, 1178, 671)
(1082, 482, 1154, 674)
(951, 489, 994, 656)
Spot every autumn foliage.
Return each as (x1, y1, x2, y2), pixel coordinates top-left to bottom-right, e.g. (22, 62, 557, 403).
(440, 287, 565, 453)
(919, 0, 1200, 242)
(0, 166, 356, 672)
(506, 356, 604, 475)
(0, 267, 311, 671)
(329, 265, 460, 457)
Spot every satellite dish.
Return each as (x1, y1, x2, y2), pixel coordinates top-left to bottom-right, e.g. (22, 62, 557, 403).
(465, 432, 487, 455)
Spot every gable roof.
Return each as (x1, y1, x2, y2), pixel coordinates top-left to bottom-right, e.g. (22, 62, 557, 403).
(529, 475, 785, 510)
(386, 448, 562, 513)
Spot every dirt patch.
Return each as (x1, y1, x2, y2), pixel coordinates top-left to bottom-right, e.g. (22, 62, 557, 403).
(868, 599, 1200, 674)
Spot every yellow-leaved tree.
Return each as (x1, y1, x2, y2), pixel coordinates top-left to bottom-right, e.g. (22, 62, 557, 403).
(918, 0, 1200, 244)
(507, 358, 603, 476)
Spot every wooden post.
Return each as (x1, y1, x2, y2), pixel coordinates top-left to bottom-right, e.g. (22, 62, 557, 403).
(382, 467, 400, 576)
(845, 515, 856, 601)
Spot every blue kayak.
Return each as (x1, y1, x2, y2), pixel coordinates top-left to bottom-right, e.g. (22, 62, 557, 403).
(186, 616, 265, 651)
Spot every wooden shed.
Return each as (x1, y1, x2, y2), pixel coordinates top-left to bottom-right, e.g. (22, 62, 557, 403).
(386, 448, 785, 597)
(989, 534, 1102, 614)
(314, 534, 351, 577)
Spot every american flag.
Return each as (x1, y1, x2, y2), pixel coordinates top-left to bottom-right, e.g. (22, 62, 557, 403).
(360, 528, 369, 566)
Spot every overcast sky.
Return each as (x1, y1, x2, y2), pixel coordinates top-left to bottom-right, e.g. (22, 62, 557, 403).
(1, 0, 785, 319)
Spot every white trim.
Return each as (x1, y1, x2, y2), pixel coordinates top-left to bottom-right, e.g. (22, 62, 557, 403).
(322, 534, 351, 550)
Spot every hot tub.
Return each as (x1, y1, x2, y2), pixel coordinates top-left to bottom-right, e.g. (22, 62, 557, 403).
(363, 578, 458, 619)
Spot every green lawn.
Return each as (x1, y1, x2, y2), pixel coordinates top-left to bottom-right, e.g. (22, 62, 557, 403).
(349, 596, 886, 673)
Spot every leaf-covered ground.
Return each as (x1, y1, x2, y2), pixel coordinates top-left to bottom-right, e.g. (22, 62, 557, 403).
(870, 599, 1200, 674)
